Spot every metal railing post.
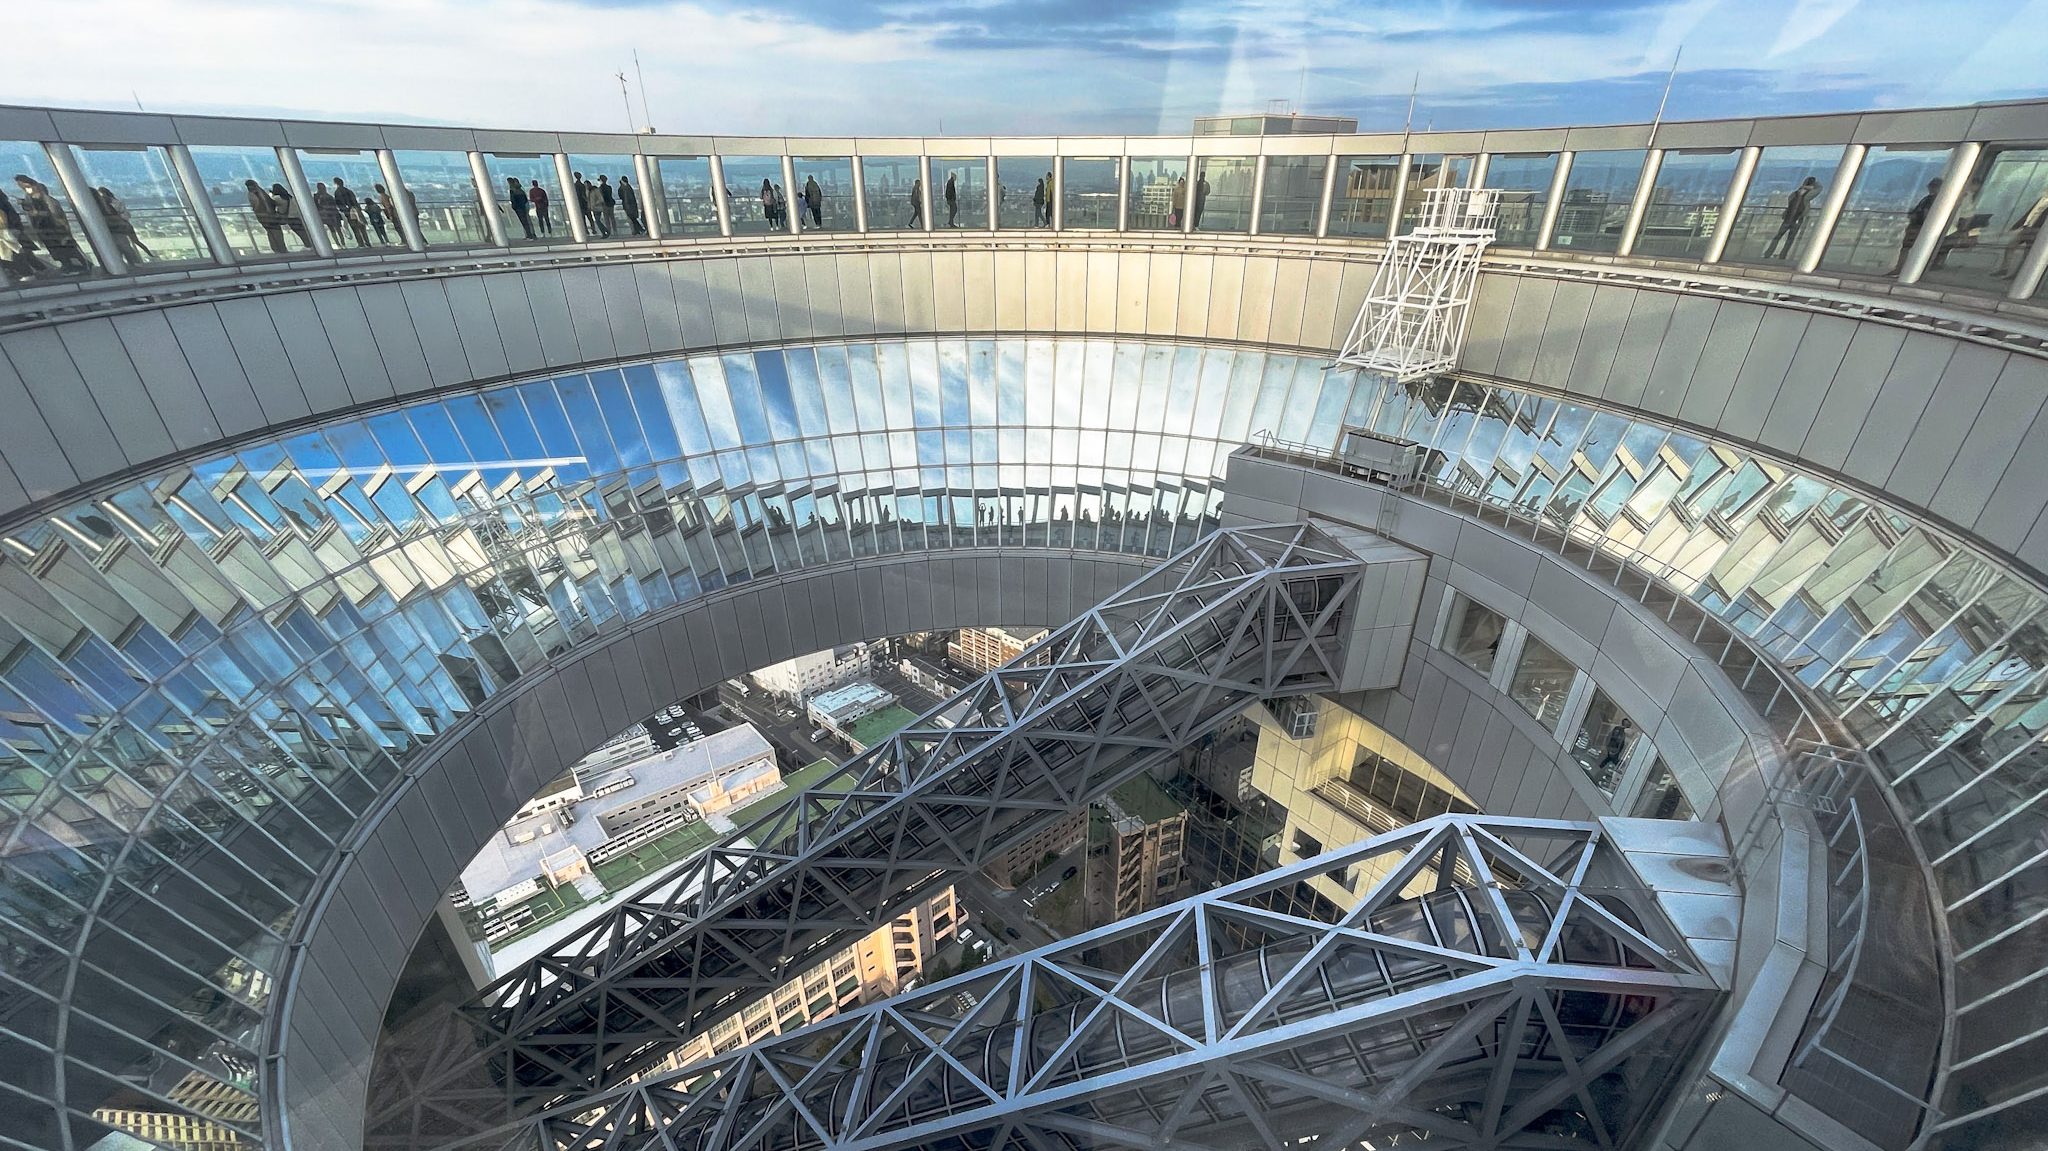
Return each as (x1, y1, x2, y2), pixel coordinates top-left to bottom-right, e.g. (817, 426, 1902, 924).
(374, 149, 426, 252)
(167, 144, 238, 267)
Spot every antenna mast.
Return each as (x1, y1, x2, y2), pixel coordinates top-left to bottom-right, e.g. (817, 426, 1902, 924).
(634, 50, 655, 133)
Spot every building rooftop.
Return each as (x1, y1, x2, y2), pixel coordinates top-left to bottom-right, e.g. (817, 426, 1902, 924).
(845, 704, 920, 750)
(809, 680, 896, 717)
(1108, 774, 1186, 826)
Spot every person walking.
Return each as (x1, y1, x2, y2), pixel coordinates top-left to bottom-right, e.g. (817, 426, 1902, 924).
(363, 192, 390, 245)
(944, 172, 958, 227)
(0, 190, 54, 281)
(271, 183, 313, 248)
(597, 174, 618, 237)
(15, 177, 91, 271)
(507, 178, 536, 240)
(571, 173, 595, 233)
(93, 187, 153, 263)
(311, 181, 345, 247)
(1891, 178, 1942, 275)
(1763, 176, 1819, 259)
(244, 179, 286, 253)
(529, 179, 551, 236)
(759, 178, 776, 228)
(618, 175, 643, 235)
(908, 177, 923, 228)
(803, 174, 823, 228)
(774, 183, 790, 229)
(1170, 176, 1187, 228)
(1031, 178, 1045, 227)
(374, 184, 402, 243)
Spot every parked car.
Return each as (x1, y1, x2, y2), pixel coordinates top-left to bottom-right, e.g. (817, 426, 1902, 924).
(1062, 866, 1078, 881)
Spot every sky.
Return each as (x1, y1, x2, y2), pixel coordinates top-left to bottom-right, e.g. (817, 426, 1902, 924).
(8, 0, 2046, 137)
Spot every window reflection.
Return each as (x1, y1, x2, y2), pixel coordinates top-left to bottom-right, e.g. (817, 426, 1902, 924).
(1551, 149, 1645, 253)
(1635, 149, 1738, 260)
(1193, 157, 1252, 233)
(1483, 153, 1557, 247)
(720, 155, 787, 235)
(390, 149, 489, 246)
(995, 156, 1054, 229)
(1631, 759, 1695, 819)
(1126, 157, 1187, 230)
(930, 158, 986, 228)
(296, 148, 402, 249)
(1820, 144, 1953, 277)
(1329, 155, 1400, 238)
(1257, 156, 1325, 235)
(791, 156, 854, 233)
(1508, 634, 1575, 728)
(1444, 592, 1505, 676)
(1, 139, 101, 283)
(1721, 144, 1842, 266)
(861, 155, 924, 231)
(1398, 154, 1474, 233)
(1919, 146, 2048, 294)
(649, 155, 718, 236)
(1570, 688, 1638, 797)
(481, 153, 559, 243)
(70, 144, 209, 265)
(189, 145, 311, 259)
(1061, 157, 1119, 228)
(565, 153, 646, 239)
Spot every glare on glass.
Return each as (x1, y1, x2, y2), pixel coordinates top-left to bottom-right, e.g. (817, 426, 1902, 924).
(1, 139, 102, 282)
(1918, 146, 2048, 294)
(1483, 153, 1558, 247)
(69, 144, 209, 265)
(1508, 635, 1576, 728)
(1444, 593, 1506, 676)
(1257, 156, 1326, 235)
(1125, 157, 1188, 231)
(1634, 149, 1739, 260)
(1819, 144, 1953, 276)
(1570, 688, 1638, 797)
(1328, 155, 1400, 238)
(1550, 149, 1645, 253)
(296, 148, 405, 250)
(1060, 158, 1120, 228)
(565, 153, 648, 240)
(390, 149, 490, 246)
(995, 156, 1054, 230)
(1193, 157, 1253, 233)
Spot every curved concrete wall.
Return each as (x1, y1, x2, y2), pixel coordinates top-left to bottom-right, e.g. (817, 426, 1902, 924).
(282, 546, 1151, 1151)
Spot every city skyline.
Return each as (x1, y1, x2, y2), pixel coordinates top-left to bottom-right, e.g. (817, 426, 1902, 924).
(9, 0, 2043, 137)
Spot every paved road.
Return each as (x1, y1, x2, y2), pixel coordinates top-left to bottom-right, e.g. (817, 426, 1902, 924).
(715, 685, 842, 767)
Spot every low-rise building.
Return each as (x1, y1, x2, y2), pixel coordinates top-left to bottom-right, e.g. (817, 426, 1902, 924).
(947, 626, 1050, 674)
(982, 808, 1088, 888)
(753, 643, 874, 701)
(807, 681, 898, 732)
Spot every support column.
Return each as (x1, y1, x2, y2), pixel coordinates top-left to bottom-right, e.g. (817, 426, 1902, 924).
(1534, 151, 1573, 251)
(466, 151, 508, 247)
(1705, 146, 1759, 264)
(1383, 153, 1413, 239)
(47, 143, 130, 275)
(1615, 148, 1664, 257)
(1314, 154, 1337, 238)
(1116, 156, 1130, 232)
(1467, 152, 1491, 191)
(167, 145, 237, 266)
(919, 155, 935, 233)
(2007, 214, 2048, 299)
(1796, 144, 1864, 274)
(708, 155, 734, 237)
(1247, 155, 1268, 236)
(1183, 152, 1198, 235)
(1050, 159, 1063, 230)
(1898, 142, 1981, 285)
(374, 149, 425, 252)
(554, 154, 588, 244)
(633, 153, 660, 240)
(781, 155, 799, 235)
(851, 156, 869, 233)
(986, 156, 999, 233)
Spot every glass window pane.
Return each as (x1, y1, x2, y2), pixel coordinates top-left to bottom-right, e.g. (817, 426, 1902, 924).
(721, 155, 787, 235)
(1551, 149, 1645, 254)
(1509, 634, 1576, 729)
(481, 153, 559, 244)
(565, 153, 647, 240)
(188, 145, 306, 260)
(995, 156, 1054, 229)
(1399, 154, 1475, 233)
(1193, 157, 1252, 233)
(1329, 155, 1400, 238)
(1819, 144, 1953, 277)
(650, 155, 718, 236)
(861, 155, 924, 231)
(296, 148, 402, 250)
(1920, 146, 2048, 295)
(1257, 156, 1325, 235)
(1484, 153, 1557, 247)
(1444, 592, 1506, 676)
(1721, 144, 1842, 266)
(1570, 688, 1638, 797)
(1127, 157, 1187, 230)
(1061, 158, 1119, 229)
(69, 144, 209, 266)
(391, 149, 490, 247)
(1635, 149, 1739, 260)
(2, 140, 102, 282)
(931, 157, 987, 229)
(1631, 759, 1695, 820)
(791, 156, 853, 233)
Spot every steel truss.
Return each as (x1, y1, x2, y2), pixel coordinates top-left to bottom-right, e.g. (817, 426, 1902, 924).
(370, 523, 1374, 1141)
(1333, 186, 1498, 381)
(447, 815, 1723, 1151)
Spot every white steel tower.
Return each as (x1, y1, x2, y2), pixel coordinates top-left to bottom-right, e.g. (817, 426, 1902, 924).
(1333, 186, 1498, 381)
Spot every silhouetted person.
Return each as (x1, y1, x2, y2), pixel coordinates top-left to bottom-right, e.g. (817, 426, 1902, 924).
(572, 172, 597, 232)
(1596, 719, 1633, 784)
(14, 177, 88, 271)
(0, 189, 54, 280)
(944, 173, 958, 226)
(1192, 175, 1210, 229)
(1044, 171, 1054, 226)
(760, 178, 776, 227)
(507, 178, 536, 239)
(363, 193, 390, 244)
(529, 179, 552, 236)
(245, 179, 287, 253)
(618, 175, 643, 235)
(1763, 176, 1819, 259)
(774, 183, 790, 228)
(311, 181, 345, 247)
(1892, 178, 1942, 275)
(374, 184, 401, 243)
(92, 187, 153, 263)
(803, 174, 823, 228)
(597, 174, 617, 237)
(1170, 176, 1186, 228)
(1031, 178, 1045, 226)
(271, 183, 313, 248)
(908, 177, 923, 227)
(332, 178, 368, 246)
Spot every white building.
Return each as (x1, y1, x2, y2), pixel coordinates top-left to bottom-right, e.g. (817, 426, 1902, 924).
(752, 643, 874, 701)
(807, 681, 898, 732)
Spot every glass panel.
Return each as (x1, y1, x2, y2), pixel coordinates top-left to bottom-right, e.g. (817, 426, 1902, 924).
(1061, 158, 1119, 229)
(1551, 149, 1645, 254)
(931, 157, 987, 229)
(1509, 634, 1576, 729)
(1444, 592, 1506, 676)
(791, 156, 854, 233)
(391, 149, 490, 247)
(1635, 149, 1740, 260)
(1630, 759, 1695, 820)
(296, 148, 402, 249)
(1257, 156, 1325, 235)
(1819, 144, 1953, 277)
(1721, 144, 1842, 265)
(1920, 146, 2048, 294)
(860, 155, 924, 231)
(481, 153, 558, 244)
(564, 153, 647, 239)
(2, 140, 102, 282)
(1193, 157, 1253, 233)
(188, 145, 307, 260)
(1329, 155, 1399, 238)
(1569, 688, 1638, 798)
(995, 156, 1054, 229)
(69, 144, 209, 265)
(1483, 153, 1557, 247)
(1398, 154, 1474, 233)
(1126, 157, 1187, 230)
(650, 156, 718, 236)
(721, 155, 787, 235)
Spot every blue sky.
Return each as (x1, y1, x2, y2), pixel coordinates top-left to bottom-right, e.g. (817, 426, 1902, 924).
(10, 0, 2046, 135)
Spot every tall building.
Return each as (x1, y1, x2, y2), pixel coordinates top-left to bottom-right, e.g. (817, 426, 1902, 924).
(948, 625, 1050, 673)
(1089, 775, 1189, 922)
(752, 643, 874, 700)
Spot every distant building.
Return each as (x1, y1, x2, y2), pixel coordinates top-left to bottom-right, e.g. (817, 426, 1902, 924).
(1092, 775, 1189, 922)
(754, 644, 874, 701)
(983, 808, 1088, 888)
(807, 680, 899, 732)
(948, 626, 1050, 674)
(1193, 112, 1358, 136)
(897, 654, 959, 697)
